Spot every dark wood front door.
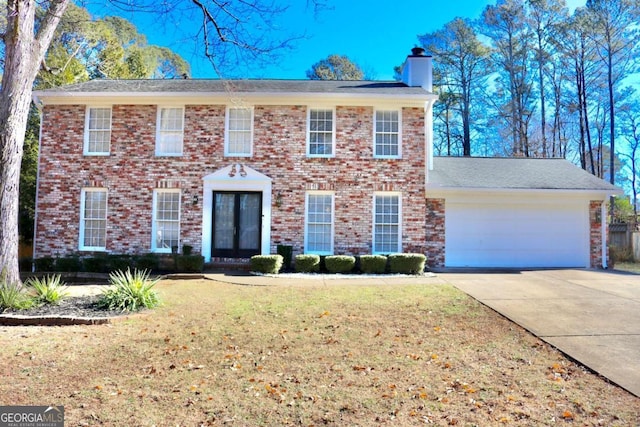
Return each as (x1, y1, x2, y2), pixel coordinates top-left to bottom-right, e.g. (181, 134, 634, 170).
(212, 192, 262, 258)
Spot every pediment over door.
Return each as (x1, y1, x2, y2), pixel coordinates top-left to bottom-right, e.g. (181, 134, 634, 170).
(203, 164, 272, 184)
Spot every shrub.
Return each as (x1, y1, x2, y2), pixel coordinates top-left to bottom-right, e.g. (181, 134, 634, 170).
(25, 274, 68, 305)
(388, 253, 427, 275)
(182, 245, 194, 256)
(325, 255, 356, 273)
(359, 255, 388, 274)
(134, 253, 160, 271)
(97, 269, 161, 312)
(295, 254, 320, 273)
(34, 257, 55, 272)
(277, 245, 293, 271)
(175, 255, 205, 273)
(250, 255, 284, 274)
(108, 255, 134, 272)
(54, 255, 82, 272)
(19, 257, 33, 272)
(0, 270, 34, 311)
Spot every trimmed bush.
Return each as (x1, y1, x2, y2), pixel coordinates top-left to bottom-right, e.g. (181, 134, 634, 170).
(175, 255, 205, 273)
(25, 274, 68, 305)
(359, 255, 388, 274)
(34, 257, 55, 272)
(98, 269, 160, 312)
(295, 254, 320, 273)
(54, 255, 81, 272)
(277, 245, 293, 271)
(388, 253, 427, 275)
(325, 255, 356, 273)
(134, 253, 160, 271)
(250, 255, 284, 274)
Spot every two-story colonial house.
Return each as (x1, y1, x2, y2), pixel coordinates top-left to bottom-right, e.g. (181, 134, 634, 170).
(32, 49, 621, 269)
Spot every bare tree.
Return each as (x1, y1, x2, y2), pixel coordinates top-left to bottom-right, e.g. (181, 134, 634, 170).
(419, 18, 491, 156)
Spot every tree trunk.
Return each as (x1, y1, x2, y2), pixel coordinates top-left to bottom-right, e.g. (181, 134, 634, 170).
(0, 0, 69, 285)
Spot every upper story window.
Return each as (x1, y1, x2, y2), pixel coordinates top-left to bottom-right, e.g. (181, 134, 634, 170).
(373, 193, 401, 254)
(84, 107, 111, 155)
(152, 189, 181, 253)
(225, 107, 253, 157)
(374, 110, 401, 158)
(305, 192, 334, 255)
(307, 108, 335, 157)
(79, 188, 108, 251)
(156, 107, 184, 156)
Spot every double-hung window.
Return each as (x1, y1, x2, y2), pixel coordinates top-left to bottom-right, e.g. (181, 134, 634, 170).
(84, 107, 111, 155)
(79, 188, 108, 251)
(156, 107, 184, 155)
(305, 192, 334, 254)
(373, 193, 401, 253)
(374, 110, 400, 158)
(307, 108, 335, 157)
(152, 189, 181, 252)
(225, 107, 253, 156)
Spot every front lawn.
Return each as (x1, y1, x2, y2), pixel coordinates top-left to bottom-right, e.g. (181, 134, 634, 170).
(1, 279, 637, 425)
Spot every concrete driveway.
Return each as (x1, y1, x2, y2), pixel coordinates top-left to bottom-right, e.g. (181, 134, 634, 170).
(438, 269, 640, 398)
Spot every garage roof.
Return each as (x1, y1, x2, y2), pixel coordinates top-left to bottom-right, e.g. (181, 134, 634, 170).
(428, 157, 623, 192)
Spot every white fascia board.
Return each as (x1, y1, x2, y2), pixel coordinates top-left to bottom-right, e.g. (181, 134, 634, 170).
(425, 185, 623, 201)
(33, 91, 438, 108)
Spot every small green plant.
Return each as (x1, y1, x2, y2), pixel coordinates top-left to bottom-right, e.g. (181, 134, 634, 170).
(98, 269, 161, 312)
(295, 254, 321, 273)
(325, 255, 356, 273)
(359, 255, 388, 274)
(26, 274, 69, 305)
(0, 276, 35, 311)
(175, 255, 205, 273)
(388, 253, 427, 275)
(250, 255, 284, 274)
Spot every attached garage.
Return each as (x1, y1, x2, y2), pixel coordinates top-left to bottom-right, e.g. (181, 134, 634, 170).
(444, 195, 589, 268)
(427, 157, 623, 269)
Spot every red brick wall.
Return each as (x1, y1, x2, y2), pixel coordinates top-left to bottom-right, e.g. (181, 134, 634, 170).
(589, 200, 606, 268)
(35, 104, 428, 259)
(425, 198, 445, 267)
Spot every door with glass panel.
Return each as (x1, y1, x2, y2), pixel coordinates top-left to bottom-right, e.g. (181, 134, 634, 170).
(212, 192, 262, 258)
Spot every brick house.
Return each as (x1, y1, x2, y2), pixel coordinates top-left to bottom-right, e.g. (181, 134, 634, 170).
(32, 49, 621, 269)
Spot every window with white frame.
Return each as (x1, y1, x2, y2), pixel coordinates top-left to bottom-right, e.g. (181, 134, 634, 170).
(156, 107, 184, 155)
(305, 192, 334, 254)
(152, 189, 181, 252)
(373, 193, 401, 253)
(79, 188, 107, 251)
(225, 107, 253, 156)
(84, 107, 111, 155)
(307, 108, 335, 157)
(374, 110, 400, 158)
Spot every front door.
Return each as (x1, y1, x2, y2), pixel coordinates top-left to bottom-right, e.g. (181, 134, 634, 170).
(212, 192, 262, 258)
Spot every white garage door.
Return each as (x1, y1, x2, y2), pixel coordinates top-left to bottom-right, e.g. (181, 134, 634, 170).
(445, 199, 589, 268)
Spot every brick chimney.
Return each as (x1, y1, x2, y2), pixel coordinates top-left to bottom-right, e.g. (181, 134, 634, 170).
(401, 47, 433, 92)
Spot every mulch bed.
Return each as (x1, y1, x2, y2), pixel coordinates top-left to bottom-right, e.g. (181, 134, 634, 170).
(0, 296, 133, 325)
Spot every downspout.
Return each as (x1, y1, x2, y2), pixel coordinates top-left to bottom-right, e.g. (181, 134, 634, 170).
(425, 99, 436, 196)
(601, 201, 607, 269)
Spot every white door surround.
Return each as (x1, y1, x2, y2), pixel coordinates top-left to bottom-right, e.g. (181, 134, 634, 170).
(202, 164, 272, 261)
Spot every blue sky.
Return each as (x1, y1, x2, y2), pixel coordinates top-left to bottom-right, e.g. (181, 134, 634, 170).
(102, 0, 587, 80)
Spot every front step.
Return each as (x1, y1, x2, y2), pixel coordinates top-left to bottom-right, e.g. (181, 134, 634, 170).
(205, 257, 252, 272)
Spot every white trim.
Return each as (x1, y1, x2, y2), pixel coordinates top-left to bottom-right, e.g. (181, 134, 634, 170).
(304, 191, 335, 255)
(306, 107, 336, 158)
(202, 165, 272, 261)
(155, 106, 184, 156)
(372, 192, 402, 254)
(373, 108, 402, 159)
(151, 189, 182, 253)
(224, 106, 254, 157)
(79, 188, 108, 252)
(83, 106, 112, 156)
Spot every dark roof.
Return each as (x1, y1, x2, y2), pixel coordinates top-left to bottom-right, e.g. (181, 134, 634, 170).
(37, 78, 431, 96)
(428, 157, 622, 192)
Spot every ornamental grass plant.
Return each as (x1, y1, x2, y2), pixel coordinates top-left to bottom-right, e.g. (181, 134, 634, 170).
(98, 269, 161, 312)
